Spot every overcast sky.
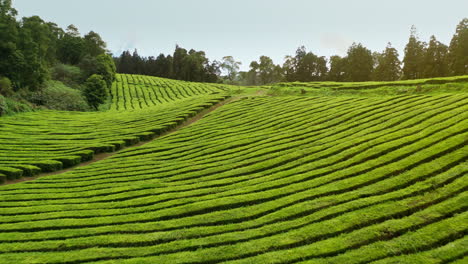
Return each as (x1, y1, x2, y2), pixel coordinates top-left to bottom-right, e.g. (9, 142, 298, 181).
(13, 0, 468, 71)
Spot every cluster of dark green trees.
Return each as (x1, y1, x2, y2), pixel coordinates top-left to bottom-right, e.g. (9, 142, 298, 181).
(114, 46, 219, 83)
(243, 19, 467, 85)
(0, 0, 115, 111)
(115, 19, 467, 85)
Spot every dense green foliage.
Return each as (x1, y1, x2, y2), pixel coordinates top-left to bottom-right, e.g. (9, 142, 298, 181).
(448, 18, 468, 76)
(115, 46, 219, 83)
(0, 76, 13, 96)
(0, 86, 466, 263)
(112, 19, 466, 86)
(0, 0, 115, 114)
(30, 80, 89, 111)
(84, 74, 108, 110)
(372, 43, 401, 81)
(0, 94, 31, 116)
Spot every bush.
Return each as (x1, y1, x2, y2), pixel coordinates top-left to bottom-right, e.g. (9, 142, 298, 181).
(79, 54, 116, 88)
(24, 81, 90, 111)
(0, 94, 33, 116)
(84, 74, 108, 110)
(0, 76, 14, 97)
(51, 64, 83, 87)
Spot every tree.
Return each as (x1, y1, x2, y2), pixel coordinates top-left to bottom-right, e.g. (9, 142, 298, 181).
(172, 45, 188, 80)
(0, 0, 22, 88)
(83, 31, 107, 57)
(115, 46, 220, 83)
(79, 54, 116, 87)
(17, 27, 48, 90)
(282, 46, 327, 82)
(328, 55, 346, 81)
(57, 25, 85, 64)
(84, 74, 107, 110)
(115, 50, 132, 74)
(0, 76, 13, 96)
(373, 43, 401, 81)
(402, 26, 426, 79)
(245, 56, 283, 85)
(21, 16, 56, 66)
(423, 35, 449, 78)
(294, 46, 328, 82)
(258, 56, 276, 84)
(345, 43, 373, 81)
(247, 61, 260, 85)
(220, 56, 241, 82)
(448, 18, 468, 76)
(204, 60, 221, 83)
(95, 54, 116, 87)
(282, 55, 296, 82)
(154, 54, 173, 78)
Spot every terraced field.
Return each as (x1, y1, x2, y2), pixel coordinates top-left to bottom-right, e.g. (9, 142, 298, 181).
(0, 74, 229, 182)
(110, 74, 229, 110)
(0, 80, 466, 263)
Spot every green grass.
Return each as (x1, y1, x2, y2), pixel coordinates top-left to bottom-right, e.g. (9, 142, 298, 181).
(269, 75, 468, 97)
(0, 74, 466, 263)
(0, 74, 229, 181)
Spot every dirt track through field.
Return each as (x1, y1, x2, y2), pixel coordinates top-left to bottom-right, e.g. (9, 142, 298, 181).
(3, 95, 247, 186)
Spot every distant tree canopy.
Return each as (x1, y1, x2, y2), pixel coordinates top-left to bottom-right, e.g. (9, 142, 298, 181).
(423, 36, 449, 78)
(220, 56, 241, 82)
(372, 43, 401, 81)
(114, 45, 220, 83)
(242, 56, 283, 85)
(236, 17, 466, 86)
(448, 18, 468, 76)
(283, 46, 327, 82)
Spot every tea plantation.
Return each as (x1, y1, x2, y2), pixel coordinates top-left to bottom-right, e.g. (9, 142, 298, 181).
(0, 75, 466, 263)
(0, 74, 229, 182)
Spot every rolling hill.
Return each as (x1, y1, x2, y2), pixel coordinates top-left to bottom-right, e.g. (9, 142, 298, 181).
(0, 75, 466, 264)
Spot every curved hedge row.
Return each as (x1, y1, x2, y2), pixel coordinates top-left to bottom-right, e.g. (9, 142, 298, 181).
(0, 74, 229, 182)
(0, 94, 466, 263)
(110, 74, 228, 111)
(274, 75, 468, 90)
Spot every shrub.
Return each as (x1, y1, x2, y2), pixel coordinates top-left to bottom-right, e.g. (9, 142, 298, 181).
(0, 167, 23, 180)
(80, 54, 116, 88)
(0, 76, 14, 97)
(0, 94, 33, 116)
(35, 81, 90, 111)
(51, 64, 83, 87)
(84, 74, 108, 110)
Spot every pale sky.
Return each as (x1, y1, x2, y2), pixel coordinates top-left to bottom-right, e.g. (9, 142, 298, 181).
(13, 0, 468, 71)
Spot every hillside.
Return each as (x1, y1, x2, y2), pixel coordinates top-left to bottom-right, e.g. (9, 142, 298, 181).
(0, 75, 466, 263)
(0, 75, 229, 182)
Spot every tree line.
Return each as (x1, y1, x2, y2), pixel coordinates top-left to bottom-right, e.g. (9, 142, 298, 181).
(0, 0, 115, 112)
(114, 46, 219, 83)
(115, 18, 467, 85)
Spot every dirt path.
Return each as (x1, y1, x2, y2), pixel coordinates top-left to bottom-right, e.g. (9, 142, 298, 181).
(2, 96, 244, 186)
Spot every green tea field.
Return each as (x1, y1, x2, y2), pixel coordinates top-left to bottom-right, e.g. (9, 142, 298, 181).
(0, 75, 467, 264)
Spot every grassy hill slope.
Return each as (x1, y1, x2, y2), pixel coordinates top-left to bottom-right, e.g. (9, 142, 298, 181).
(0, 74, 229, 182)
(0, 90, 466, 263)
